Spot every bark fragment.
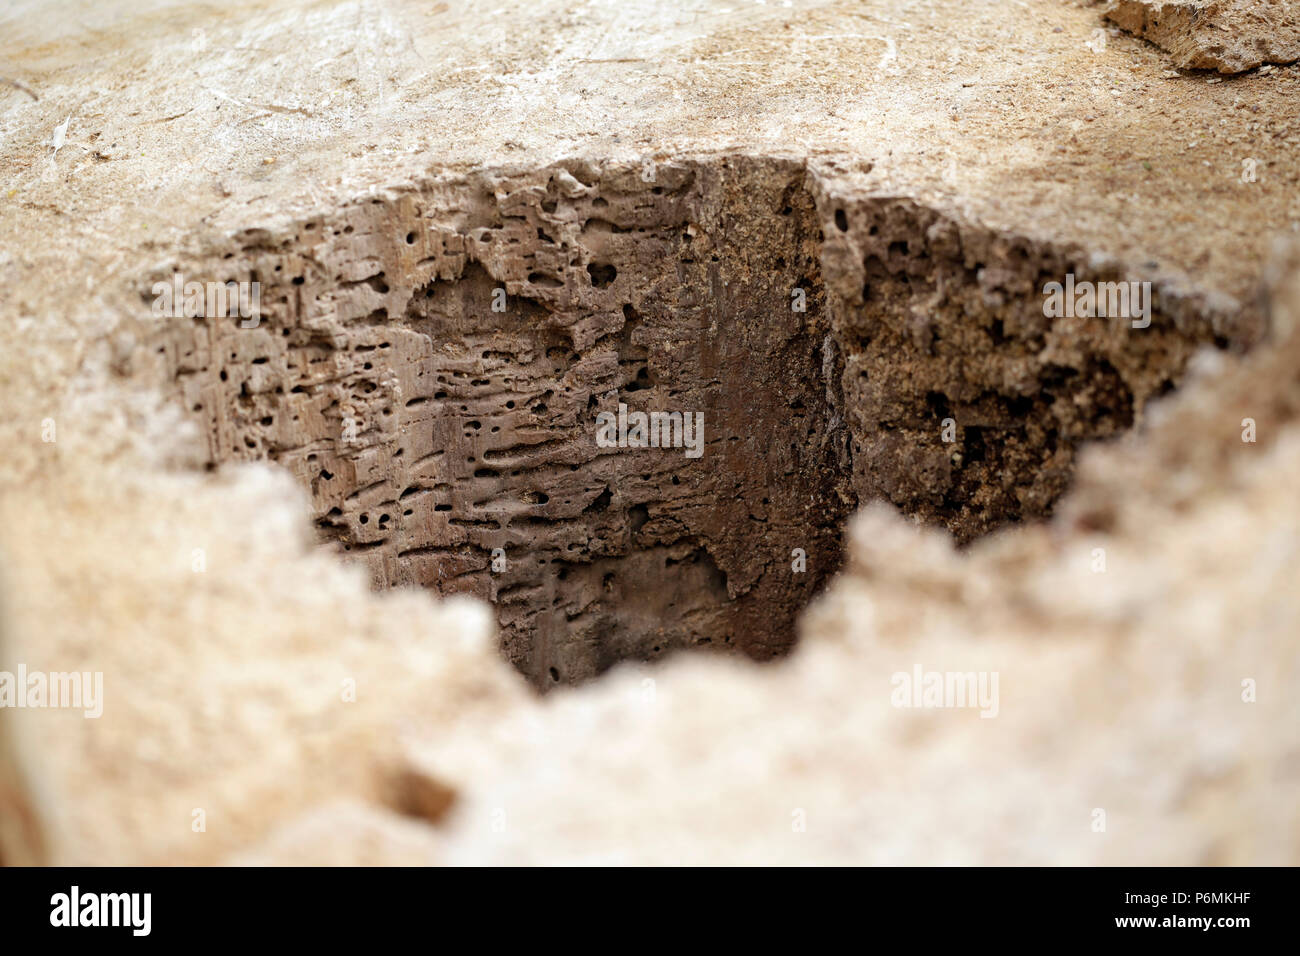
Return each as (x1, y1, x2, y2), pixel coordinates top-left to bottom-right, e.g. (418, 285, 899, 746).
(1106, 0, 1300, 72)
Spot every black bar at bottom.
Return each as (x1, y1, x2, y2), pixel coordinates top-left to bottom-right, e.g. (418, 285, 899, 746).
(0, 866, 1291, 942)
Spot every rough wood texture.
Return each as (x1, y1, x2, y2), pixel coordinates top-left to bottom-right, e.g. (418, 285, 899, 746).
(168, 158, 853, 681)
(160, 155, 1248, 685)
(1106, 0, 1300, 73)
